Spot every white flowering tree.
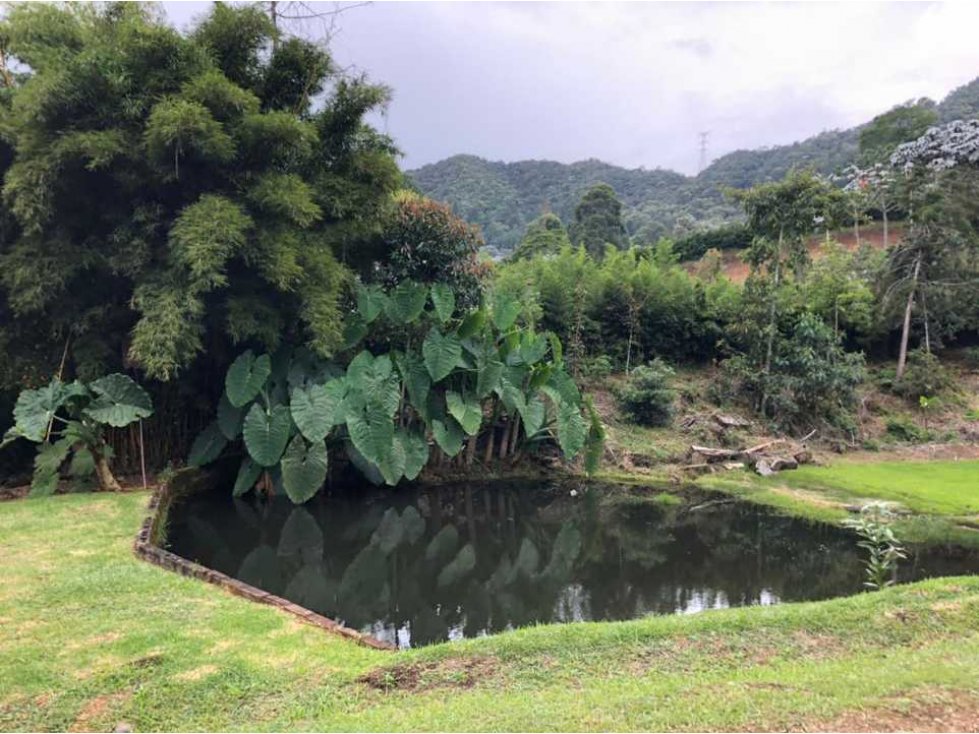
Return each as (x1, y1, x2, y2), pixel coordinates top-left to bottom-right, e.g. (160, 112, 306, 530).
(885, 120, 979, 379)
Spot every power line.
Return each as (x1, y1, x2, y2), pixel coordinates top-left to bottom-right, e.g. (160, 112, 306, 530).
(697, 131, 710, 173)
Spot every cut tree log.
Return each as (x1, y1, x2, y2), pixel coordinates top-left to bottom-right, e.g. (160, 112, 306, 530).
(691, 446, 740, 463)
(743, 439, 784, 455)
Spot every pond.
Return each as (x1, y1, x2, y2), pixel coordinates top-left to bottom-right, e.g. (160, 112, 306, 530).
(165, 479, 979, 649)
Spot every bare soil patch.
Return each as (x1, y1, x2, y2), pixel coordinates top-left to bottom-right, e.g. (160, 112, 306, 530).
(359, 655, 499, 693)
(804, 687, 979, 732)
(69, 691, 132, 733)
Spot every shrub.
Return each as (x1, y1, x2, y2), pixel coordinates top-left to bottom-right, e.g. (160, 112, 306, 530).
(579, 355, 613, 379)
(885, 416, 930, 443)
(842, 502, 907, 591)
(617, 359, 676, 427)
(1, 374, 153, 494)
(722, 312, 865, 430)
(892, 349, 953, 401)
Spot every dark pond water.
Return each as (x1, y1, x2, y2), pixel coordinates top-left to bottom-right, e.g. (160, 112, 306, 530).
(165, 480, 979, 648)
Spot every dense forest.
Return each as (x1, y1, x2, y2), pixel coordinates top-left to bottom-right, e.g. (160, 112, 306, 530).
(410, 77, 979, 256)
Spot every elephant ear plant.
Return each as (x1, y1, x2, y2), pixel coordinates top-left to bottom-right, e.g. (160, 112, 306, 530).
(189, 282, 605, 504)
(1, 374, 153, 495)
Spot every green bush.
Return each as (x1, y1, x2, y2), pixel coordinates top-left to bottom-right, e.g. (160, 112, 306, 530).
(580, 355, 614, 379)
(964, 346, 979, 369)
(892, 350, 953, 401)
(885, 416, 930, 443)
(617, 359, 676, 427)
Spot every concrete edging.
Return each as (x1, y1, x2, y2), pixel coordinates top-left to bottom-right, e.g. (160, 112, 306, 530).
(132, 484, 396, 652)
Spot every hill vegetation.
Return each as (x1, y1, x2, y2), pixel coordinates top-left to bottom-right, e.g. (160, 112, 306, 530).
(410, 77, 979, 256)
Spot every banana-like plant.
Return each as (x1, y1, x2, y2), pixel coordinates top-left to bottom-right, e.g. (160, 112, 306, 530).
(189, 282, 604, 503)
(1, 374, 153, 494)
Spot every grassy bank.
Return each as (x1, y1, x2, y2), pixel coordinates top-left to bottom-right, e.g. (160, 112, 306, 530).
(2, 490, 979, 731)
(697, 459, 979, 548)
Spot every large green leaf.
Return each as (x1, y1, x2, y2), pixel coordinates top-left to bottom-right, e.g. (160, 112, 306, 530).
(496, 378, 526, 415)
(342, 318, 368, 350)
(233, 457, 262, 497)
(457, 307, 487, 339)
(188, 421, 227, 467)
(356, 283, 387, 324)
(290, 380, 343, 442)
(217, 393, 244, 440)
(476, 357, 504, 398)
(422, 328, 462, 382)
(225, 351, 271, 408)
(13, 380, 76, 442)
(518, 395, 546, 437)
(242, 403, 291, 467)
(83, 374, 153, 427)
(545, 369, 582, 406)
(399, 429, 429, 481)
(583, 399, 605, 475)
(377, 432, 406, 486)
(30, 438, 71, 497)
(346, 401, 394, 468)
(347, 353, 399, 415)
(431, 417, 464, 457)
(394, 351, 431, 413)
(556, 402, 588, 458)
(280, 436, 327, 504)
(384, 281, 428, 324)
(492, 296, 520, 331)
(518, 332, 549, 366)
(446, 391, 482, 436)
(430, 283, 456, 323)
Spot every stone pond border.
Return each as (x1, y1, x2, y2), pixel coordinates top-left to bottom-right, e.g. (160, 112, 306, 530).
(132, 481, 396, 652)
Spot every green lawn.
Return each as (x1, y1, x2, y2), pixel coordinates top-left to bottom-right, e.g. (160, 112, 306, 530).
(774, 460, 979, 516)
(2, 491, 979, 731)
(697, 459, 979, 548)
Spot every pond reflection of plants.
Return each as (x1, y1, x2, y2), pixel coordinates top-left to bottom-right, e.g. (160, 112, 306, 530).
(188, 283, 604, 503)
(165, 482, 973, 648)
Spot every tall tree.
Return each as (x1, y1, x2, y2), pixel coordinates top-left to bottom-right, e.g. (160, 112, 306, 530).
(0, 2, 401, 387)
(373, 191, 487, 309)
(887, 119, 979, 378)
(509, 212, 571, 261)
(732, 170, 843, 414)
(569, 183, 628, 258)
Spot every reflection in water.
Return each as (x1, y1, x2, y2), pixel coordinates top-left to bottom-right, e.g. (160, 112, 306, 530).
(166, 480, 979, 648)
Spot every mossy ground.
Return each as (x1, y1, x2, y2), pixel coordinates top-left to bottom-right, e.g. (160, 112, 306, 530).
(2, 485, 978, 732)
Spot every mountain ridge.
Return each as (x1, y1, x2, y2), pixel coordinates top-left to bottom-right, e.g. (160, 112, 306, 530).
(408, 76, 979, 256)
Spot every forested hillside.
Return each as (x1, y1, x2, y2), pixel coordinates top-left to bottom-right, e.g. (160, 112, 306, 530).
(410, 76, 979, 256)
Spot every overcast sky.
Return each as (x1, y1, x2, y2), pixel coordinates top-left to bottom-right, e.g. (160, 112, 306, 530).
(163, 1, 979, 174)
